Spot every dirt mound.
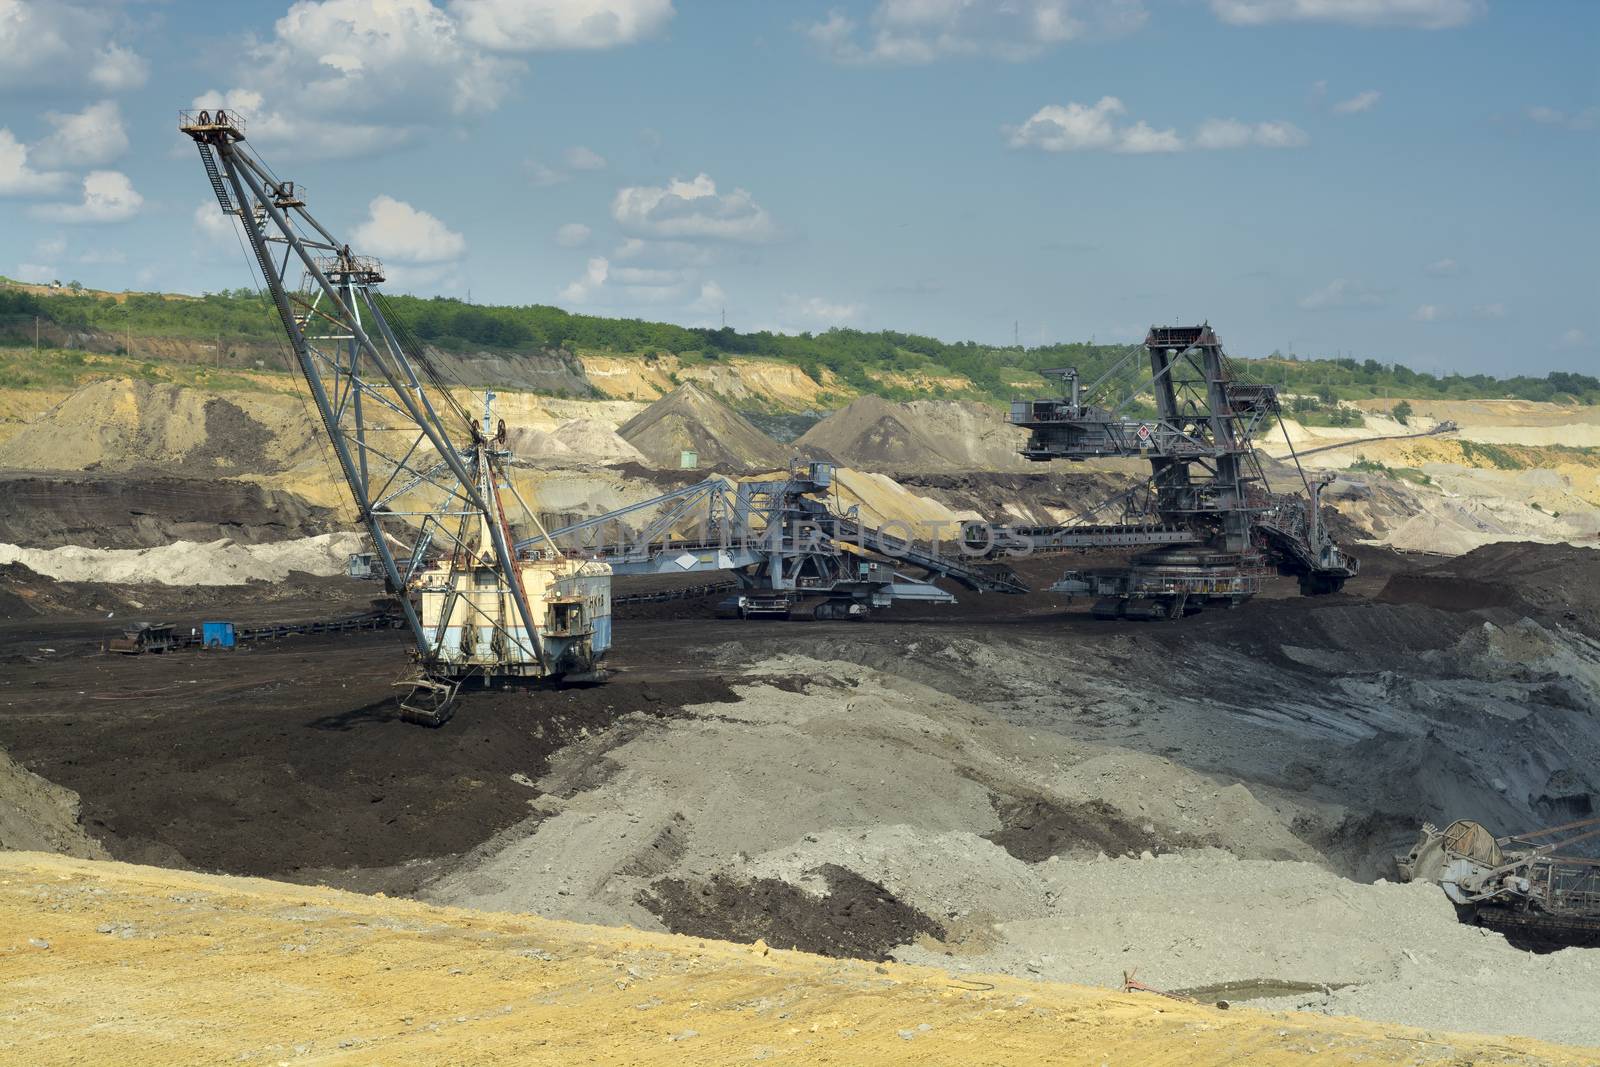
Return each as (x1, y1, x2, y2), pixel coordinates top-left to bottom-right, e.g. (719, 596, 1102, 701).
(0, 631, 739, 884)
(0, 473, 336, 549)
(0, 378, 322, 474)
(504, 425, 573, 460)
(640, 864, 945, 961)
(1379, 542, 1600, 634)
(0, 532, 365, 586)
(795, 396, 1031, 472)
(0, 561, 154, 620)
(550, 418, 647, 465)
(0, 749, 107, 858)
(617, 383, 791, 471)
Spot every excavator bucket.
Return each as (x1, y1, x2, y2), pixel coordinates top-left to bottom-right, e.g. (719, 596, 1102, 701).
(396, 676, 461, 728)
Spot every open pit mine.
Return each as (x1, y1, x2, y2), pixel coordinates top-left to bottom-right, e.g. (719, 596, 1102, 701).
(0, 107, 1596, 1066)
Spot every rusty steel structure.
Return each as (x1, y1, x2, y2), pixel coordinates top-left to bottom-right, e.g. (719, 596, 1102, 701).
(180, 108, 611, 725)
(525, 462, 1025, 620)
(1398, 817, 1600, 949)
(1003, 323, 1357, 618)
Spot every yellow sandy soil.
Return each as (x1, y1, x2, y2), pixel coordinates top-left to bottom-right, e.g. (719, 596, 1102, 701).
(579, 353, 845, 409)
(865, 367, 976, 394)
(1351, 397, 1600, 429)
(0, 852, 1585, 1066)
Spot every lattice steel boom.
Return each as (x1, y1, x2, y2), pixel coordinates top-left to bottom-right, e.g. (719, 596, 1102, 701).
(181, 108, 610, 724)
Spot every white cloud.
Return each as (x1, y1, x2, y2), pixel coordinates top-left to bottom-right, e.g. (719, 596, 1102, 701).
(0, 129, 69, 195)
(197, 0, 672, 155)
(1411, 304, 1445, 322)
(784, 295, 863, 324)
(1193, 117, 1308, 149)
(1424, 257, 1459, 276)
(30, 170, 142, 223)
(689, 280, 727, 314)
(91, 42, 149, 91)
(450, 0, 674, 50)
(1555, 328, 1588, 350)
(556, 234, 729, 310)
(563, 145, 607, 170)
(1298, 278, 1384, 310)
(612, 173, 778, 242)
(554, 222, 592, 247)
(194, 201, 240, 243)
(378, 262, 464, 292)
(1526, 105, 1599, 133)
(15, 263, 58, 283)
(805, 0, 1147, 64)
(525, 160, 567, 186)
(610, 265, 689, 287)
(612, 237, 714, 266)
(1190, 116, 1248, 147)
(0, 2, 149, 91)
(1009, 99, 1302, 153)
(559, 256, 610, 304)
(351, 195, 467, 263)
(1210, 0, 1484, 29)
(32, 101, 129, 168)
(1332, 89, 1382, 114)
(194, 0, 521, 160)
(189, 87, 402, 161)
(34, 236, 66, 259)
(1007, 97, 1177, 153)
(526, 145, 609, 186)
(1471, 302, 1506, 319)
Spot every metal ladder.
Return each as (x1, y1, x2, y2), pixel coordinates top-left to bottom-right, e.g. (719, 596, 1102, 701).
(196, 143, 234, 213)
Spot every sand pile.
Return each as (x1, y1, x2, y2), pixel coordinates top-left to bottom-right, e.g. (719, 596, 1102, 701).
(427, 656, 1318, 931)
(0, 532, 365, 586)
(550, 418, 648, 465)
(0, 751, 107, 859)
(504, 425, 573, 461)
(795, 396, 1031, 472)
(617, 383, 791, 471)
(0, 378, 321, 474)
(424, 647, 1600, 1047)
(889, 850, 1600, 1048)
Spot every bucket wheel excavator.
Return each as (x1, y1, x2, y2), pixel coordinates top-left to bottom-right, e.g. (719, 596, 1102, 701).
(181, 108, 610, 725)
(1397, 817, 1600, 950)
(993, 323, 1358, 619)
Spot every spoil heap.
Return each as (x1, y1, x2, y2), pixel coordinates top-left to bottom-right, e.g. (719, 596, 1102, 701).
(504, 425, 573, 461)
(617, 383, 791, 471)
(0, 378, 320, 474)
(550, 418, 648, 465)
(796, 396, 1032, 473)
(1380, 541, 1600, 636)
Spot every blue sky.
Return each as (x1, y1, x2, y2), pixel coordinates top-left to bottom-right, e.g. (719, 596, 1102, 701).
(1, 0, 1595, 374)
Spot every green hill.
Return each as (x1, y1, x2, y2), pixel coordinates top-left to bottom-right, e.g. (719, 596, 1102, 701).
(2, 279, 1594, 407)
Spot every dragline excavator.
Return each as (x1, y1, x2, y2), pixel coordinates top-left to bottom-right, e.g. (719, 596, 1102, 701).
(181, 108, 610, 726)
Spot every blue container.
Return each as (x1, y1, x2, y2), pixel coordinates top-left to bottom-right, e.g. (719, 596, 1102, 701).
(202, 621, 236, 649)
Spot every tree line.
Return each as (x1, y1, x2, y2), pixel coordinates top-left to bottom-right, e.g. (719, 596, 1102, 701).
(2, 282, 1595, 406)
